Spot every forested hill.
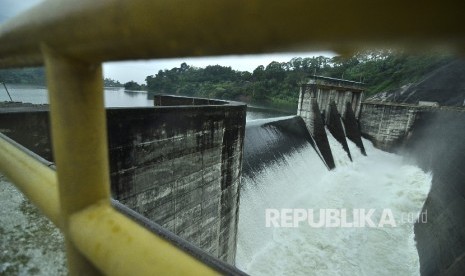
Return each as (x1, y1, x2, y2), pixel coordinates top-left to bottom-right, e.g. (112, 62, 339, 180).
(0, 67, 122, 88)
(0, 51, 454, 110)
(0, 67, 46, 85)
(146, 51, 452, 110)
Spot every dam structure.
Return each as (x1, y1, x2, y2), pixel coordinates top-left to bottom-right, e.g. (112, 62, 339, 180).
(2, 82, 465, 276)
(237, 98, 465, 275)
(297, 76, 367, 169)
(0, 96, 246, 272)
(237, 78, 465, 275)
(2, 89, 465, 275)
(1, 0, 464, 274)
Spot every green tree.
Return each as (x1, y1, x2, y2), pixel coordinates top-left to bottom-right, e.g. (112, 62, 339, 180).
(124, 81, 143, 90)
(104, 78, 122, 87)
(144, 52, 453, 111)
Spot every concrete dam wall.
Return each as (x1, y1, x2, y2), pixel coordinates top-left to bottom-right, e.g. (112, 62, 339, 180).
(359, 102, 465, 275)
(0, 96, 246, 264)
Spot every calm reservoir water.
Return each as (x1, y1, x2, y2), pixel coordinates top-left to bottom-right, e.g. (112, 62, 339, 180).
(0, 84, 153, 108)
(0, 84, 288, 120)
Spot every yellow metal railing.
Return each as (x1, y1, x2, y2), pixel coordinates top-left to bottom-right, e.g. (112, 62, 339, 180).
(0, 133, 218, 275)
(0, 0, 463, 275)
(0, 133, 60, 226)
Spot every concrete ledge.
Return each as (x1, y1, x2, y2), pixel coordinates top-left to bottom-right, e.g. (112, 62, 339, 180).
(326, 101, 352, 161)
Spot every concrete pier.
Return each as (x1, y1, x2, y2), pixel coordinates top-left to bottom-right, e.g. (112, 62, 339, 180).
(342, 102, 366, 156)
(298, 84, 335, 169)
(326, 100, 352, 161)
(297, 76, 366, 167)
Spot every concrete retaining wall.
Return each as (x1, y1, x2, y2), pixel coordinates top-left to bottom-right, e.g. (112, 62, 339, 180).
(359, 102, 465, 275)
(402, 110, 465, 275)
(0, 97, 246, 264)
(0, 106, 52, 160)
(359, 102, 419, 151)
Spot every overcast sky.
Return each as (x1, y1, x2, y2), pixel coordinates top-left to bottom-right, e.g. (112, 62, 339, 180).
(103, 52, 334, 84)
(0, 0, 42, 22)
(1, 0, 335, 84)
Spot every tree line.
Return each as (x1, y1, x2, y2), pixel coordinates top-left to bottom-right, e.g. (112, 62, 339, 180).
(145, 51, 452, 110)
(0, 68, 46, 85)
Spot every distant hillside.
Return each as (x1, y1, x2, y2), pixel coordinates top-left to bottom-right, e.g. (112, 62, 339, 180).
(145, 51, 453, 111)
(0, 67, 46, 85)
(368, 59, 465, 106)
(0, 67, 122, 88)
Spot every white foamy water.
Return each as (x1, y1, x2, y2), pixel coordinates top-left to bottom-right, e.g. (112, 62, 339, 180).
(236, 132, 432, 275)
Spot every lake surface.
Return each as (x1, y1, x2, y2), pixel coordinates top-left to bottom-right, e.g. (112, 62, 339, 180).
(0, 84, 291, 121)
(0, 84, 153, 108)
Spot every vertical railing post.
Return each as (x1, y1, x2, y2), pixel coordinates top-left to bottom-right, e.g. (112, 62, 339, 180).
(42, 45, 110, 275)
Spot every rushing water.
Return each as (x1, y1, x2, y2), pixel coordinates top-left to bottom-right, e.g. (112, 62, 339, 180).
(236, 129, 432, 275)
(0, 84, 432, 275)
(245, 107, 292, 121)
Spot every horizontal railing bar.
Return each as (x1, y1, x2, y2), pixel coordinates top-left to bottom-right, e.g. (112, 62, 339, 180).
(0, 132, 61, 227)
(69, 201, 218, 276)
(1, 0, 464, 68)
